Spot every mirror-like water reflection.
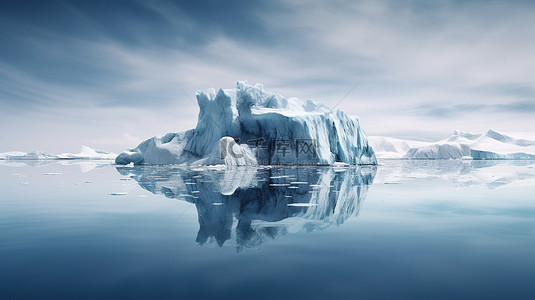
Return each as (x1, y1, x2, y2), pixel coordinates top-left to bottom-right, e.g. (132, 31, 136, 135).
(1, 160, 534, 299)
(116, 165, 376, 250)
(375, 159, 535, 188)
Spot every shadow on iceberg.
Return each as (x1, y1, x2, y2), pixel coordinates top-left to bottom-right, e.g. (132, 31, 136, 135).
(116, 165, 376, 251)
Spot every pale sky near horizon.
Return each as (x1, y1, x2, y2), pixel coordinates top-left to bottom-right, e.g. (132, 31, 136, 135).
(1, 0, 534, 153)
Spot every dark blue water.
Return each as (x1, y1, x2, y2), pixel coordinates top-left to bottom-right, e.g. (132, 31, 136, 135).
(1, 160, 534, 299)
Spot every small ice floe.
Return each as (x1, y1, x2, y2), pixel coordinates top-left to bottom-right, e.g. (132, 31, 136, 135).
(290, 182, 308, 185)
(109, 192, 127, 196)
(288, 186, 299, 189)
(269, 183, 290, 187)
(43, 173, 62, 176)
(287, 203, 318, 207)
(212, 202, 224, 206)
(191, 191, 200, 194)
(185, 182, 196, 185)
(333, 162, 350, 167)
(284, 195, 292, 198)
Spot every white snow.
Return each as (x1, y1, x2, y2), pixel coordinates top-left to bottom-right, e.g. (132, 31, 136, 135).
(57, 146, 117, 160)
(116, 81, 376, 166)
(0, 151, 56, 160)
(368, 136, 429, 159)
(191, 137, 257, 166)
(369, 129, 535, 160)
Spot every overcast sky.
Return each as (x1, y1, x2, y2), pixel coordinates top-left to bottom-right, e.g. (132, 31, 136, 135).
(1, 0, 534, 153)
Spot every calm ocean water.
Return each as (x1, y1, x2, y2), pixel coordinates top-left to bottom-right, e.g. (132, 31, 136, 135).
(1, 160, 534, 299)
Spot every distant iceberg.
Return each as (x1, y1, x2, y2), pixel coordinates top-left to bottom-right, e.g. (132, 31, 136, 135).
(369, 130, 535, 160)
(116, 81, 376, 166)
(0, 151, 56, 160)
(56, 146, 117, 160)
(0, 146, 116, 161)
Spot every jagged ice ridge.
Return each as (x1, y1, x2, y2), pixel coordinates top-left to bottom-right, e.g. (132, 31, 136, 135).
(116, 81, 376, 166)
(369, 130, 535, 160)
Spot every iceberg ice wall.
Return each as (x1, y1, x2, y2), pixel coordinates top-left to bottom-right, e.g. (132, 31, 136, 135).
(116, 82, 376, 166)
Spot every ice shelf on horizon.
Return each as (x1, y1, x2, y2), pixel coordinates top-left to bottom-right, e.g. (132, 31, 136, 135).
(369, 129, 535, 160)
(0, 146, 116, 160)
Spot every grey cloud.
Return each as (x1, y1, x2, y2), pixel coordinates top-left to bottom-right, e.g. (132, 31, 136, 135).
(2, 0, 535, 152)
(414, 101, 535, 118)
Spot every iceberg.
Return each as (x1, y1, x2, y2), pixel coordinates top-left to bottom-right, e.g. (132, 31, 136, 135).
(0, 151, 56, 160)
(368, 130, 535, 160)
(367, 136, 429, 159)
(0, 146, 116, 161)
(56, 146, 117, 160)
(116, 81, 376, 166)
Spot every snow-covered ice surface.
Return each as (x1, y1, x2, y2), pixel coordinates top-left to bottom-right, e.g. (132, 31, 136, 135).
(116, 81, 376, 166)
(0, 146, 116, 160)
(56, 146, 117, 160)
(0, 151, 57, 160)
(369, 129, 535, 159)
(367, 136, 429, 159)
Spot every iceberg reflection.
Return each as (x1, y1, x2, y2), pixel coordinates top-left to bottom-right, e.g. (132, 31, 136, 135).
(116, 165, 376, 250)
(375, 160, 535, 189)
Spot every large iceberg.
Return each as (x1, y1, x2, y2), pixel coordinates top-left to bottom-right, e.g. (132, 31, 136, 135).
(116, 81, 376, 166)
(369, 130, 535, 160)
